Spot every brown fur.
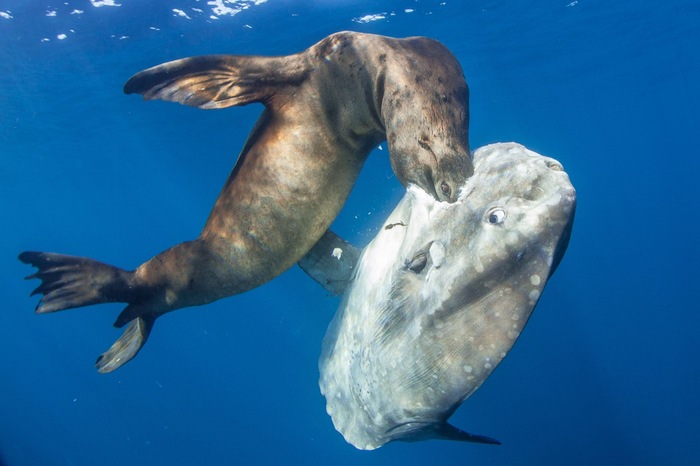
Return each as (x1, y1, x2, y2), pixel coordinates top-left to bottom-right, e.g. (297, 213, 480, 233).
(20, 32, 472, 372)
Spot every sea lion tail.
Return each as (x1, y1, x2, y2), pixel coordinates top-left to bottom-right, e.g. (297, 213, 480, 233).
(123, 54, 311, 109)
(18, 251, 134, 313)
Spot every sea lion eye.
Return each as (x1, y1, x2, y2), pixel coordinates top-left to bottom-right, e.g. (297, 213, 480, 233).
(440, 181, 451, 197)
(487, 207, 506, 224)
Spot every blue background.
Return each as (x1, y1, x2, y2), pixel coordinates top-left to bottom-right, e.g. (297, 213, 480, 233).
(1, 1, 698, 465)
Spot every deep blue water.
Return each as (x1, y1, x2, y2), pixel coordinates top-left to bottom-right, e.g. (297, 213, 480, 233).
(1, 1, 698, 465)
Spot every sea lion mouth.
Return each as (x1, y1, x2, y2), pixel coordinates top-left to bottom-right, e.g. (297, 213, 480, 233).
(416, 138, 449, 202)
(423, 174, 443, 202)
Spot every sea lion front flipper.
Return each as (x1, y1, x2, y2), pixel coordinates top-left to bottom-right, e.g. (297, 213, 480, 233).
(123, 54, 312, 109)
(298, 230, 361, 295)
(95, 315, 155, 373)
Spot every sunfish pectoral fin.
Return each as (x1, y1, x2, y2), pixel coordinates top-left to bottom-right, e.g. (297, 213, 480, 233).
(123, 54, 311, 109)
(95, 315, 155, 374)
(435, 422, 501, 445)
(298, 230, 362, 295)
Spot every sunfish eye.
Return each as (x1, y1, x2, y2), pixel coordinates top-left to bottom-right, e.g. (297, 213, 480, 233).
(440, 181, 451, 198)
(486, 207, 506, 224)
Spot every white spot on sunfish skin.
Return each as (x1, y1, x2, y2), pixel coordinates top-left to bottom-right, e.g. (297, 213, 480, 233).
(530, 274, 541, 286)
(332, 248, 343, 260)
(463, 365, 473, 373)
(429, 241, 445, 268)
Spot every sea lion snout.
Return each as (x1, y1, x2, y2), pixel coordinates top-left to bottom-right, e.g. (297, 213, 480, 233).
(395, 161, 466, 203)
(392, 137, 471, 203)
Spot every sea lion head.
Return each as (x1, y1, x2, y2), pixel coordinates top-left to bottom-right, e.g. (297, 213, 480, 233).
(378, 36, 473, 203)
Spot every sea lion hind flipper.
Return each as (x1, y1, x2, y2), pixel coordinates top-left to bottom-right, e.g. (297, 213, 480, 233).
(18, 251, 133, 313)
(123, 54, 311, 109)
(96, 315, 155, 373)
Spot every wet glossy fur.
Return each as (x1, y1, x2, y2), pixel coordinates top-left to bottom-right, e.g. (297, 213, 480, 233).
(20, 32, 472, 372)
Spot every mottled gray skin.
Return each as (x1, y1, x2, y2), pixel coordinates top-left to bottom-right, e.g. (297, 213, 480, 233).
(19, 32, 472, 373)
(302, 143, 576, 449)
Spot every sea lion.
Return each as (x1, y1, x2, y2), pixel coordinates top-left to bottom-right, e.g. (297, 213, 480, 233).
(300, 143, 576, 449)
(19, 31, 472, 373)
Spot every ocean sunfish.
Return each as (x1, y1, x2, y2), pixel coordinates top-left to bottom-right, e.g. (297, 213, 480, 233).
(300, 142, 577, 449)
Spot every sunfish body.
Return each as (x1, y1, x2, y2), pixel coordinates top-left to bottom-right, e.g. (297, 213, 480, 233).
(19, 32, 472, 372)
(300, 142, 576, 449)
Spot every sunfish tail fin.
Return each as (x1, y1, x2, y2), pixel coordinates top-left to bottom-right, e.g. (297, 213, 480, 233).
(19, 251, 134, 314)
(123, 53, 312, 109)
